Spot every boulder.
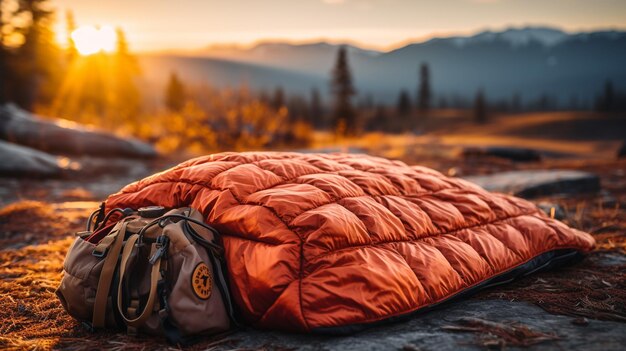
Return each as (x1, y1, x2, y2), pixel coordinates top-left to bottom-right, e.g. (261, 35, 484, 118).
(0, 140, 64, 177)
(462, 146, 542, 162)
(464, 169, 601, 198)
(0, 104, 157, 159)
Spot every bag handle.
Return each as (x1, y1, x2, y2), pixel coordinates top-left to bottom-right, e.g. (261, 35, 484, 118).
(92, 217, 133, 328)
(116, 234, 164, 328)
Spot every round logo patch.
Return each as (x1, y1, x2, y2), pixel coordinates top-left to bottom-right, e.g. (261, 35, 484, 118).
(191, 262, 212, 300)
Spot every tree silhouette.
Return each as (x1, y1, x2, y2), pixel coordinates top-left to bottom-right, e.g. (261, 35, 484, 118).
(12, 0, 58, 109)
(474, 89, 487, 124)
(331, 46, 356, 135)
(310, 88, 323, 127)
(0, 3, 10, 103)
(258, 89, 271, 106)
(272, 86, 285, 110)
(65, 11, 78, 63)
(112, 27, 141, 127)
(165, 71, 186, 112)
(396, 89, 411, 116)
(417, 62, 431, 114)
(596, 80, 615, 112)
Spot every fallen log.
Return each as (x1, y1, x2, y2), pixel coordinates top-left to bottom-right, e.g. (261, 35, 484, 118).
(0, 104, 157, 159)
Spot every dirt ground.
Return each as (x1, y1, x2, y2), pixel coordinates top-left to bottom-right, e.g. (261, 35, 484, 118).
(0, 143, 625, 350)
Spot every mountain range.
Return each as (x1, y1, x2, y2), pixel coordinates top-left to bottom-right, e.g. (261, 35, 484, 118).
(139, 27, 626, 106)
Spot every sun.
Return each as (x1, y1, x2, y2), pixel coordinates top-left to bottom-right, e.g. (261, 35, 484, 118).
(71, 25, 116, 56)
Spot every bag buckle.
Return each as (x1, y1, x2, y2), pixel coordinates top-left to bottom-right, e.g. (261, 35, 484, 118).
(92, 247, 108, 258)
(149, 235, 169, 264)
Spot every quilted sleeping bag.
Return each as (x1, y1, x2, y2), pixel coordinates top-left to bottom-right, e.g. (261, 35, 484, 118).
(105, 152, 595, 333)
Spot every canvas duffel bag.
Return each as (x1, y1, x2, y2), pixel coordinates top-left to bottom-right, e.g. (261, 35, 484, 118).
(56, 206, 238, 344)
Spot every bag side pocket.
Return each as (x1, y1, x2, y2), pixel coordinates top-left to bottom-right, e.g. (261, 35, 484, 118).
(56, 237, 104, 322)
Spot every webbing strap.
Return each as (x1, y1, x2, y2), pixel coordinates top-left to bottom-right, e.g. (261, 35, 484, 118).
(116, 234, 162, 328)
(92, 219, 130, 328)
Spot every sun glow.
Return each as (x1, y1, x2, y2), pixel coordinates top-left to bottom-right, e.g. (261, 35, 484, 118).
(71, 25, 116, 55)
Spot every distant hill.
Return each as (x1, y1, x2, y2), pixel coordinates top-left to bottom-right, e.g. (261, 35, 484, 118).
(140, 26, 626, 105)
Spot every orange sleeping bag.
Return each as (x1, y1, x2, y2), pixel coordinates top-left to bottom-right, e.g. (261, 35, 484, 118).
(105, 152, 595, 333)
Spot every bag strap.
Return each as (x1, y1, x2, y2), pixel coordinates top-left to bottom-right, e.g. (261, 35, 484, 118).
(116, 234, 164, 328)
(92, 218, 132, 328)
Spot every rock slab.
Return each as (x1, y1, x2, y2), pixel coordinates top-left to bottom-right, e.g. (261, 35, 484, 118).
(464, 169, 601, 198)
(0, 140, 64, 177)
(218, 300, 626, 351)
(0, 104, 157, 159)
(462, 146, 542, 162)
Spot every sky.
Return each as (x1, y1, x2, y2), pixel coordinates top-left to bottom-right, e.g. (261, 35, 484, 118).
(53, 0, 626, 52)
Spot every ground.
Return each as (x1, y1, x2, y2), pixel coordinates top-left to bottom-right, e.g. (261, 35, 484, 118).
(1, 111, 625, 350)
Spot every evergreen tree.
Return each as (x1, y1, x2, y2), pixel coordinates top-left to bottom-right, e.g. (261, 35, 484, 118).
(65, 10, 77, 63)
(597, 80, 615, 112)
(474, 89, 487, 124)
(272, 86, 285, 110)
(287, 95, 308, 121)
(310, 87, 323, 126)
(0, 0, 11, 103)
(398, 89, 413, 131)
(112, 27, 141, 125)
(258, 89, 271, 105)
(331, 46, 356, 135)
(396, 89, 412, 117)
(13, 0, 58, 109)
(417, 62, 431, 113)
(165, 71, 186, 112)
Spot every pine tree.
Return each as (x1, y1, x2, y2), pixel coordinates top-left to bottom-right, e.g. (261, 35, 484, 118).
(331, 46, 356, 135)
(310, 87, 323, 127)
(598, 80, 615, 112)
(165, 71, 186, 112)
(0, 0, 10, 103)
(417, 62, 431, 114)
(258, 89, 271, 105)
(474, 89, 487, 124)
(396, 89, 412, 117)
(65, 10, 77, 63)
(112, 27, 141, 125)
(272, 86, 285, 110)
(394, 89, 411, 132)
(13, 0, 58, 109)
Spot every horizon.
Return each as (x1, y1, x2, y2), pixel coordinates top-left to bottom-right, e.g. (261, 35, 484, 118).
(148, 24, 626, 55)
(53, 0, 626, 53)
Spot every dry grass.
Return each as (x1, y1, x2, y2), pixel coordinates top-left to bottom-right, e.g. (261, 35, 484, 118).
(0, 237, 78, 350)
